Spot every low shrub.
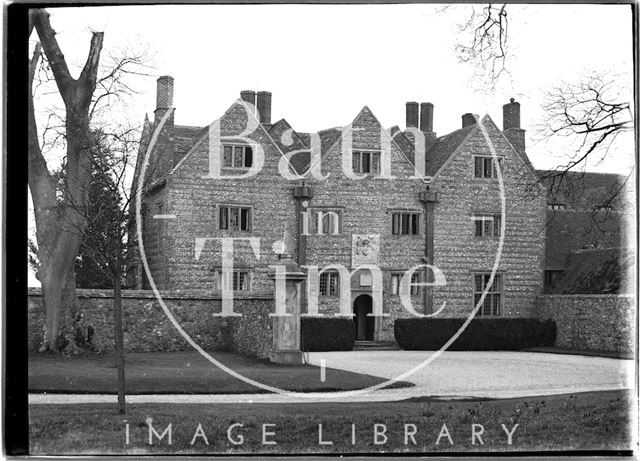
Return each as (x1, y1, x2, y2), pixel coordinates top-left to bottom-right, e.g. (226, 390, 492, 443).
(394, 318, 556, 350)
(301, 317, 355, 351)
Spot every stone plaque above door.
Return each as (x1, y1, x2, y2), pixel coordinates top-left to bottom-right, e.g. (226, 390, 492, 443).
(352, 234, 380, 267)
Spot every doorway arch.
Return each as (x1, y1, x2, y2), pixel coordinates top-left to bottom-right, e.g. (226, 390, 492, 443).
(353, 294, 374, 341)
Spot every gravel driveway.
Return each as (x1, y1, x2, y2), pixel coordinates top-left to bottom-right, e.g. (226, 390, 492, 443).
(29, 351, 633, 405)
(307, 350, 634, 398)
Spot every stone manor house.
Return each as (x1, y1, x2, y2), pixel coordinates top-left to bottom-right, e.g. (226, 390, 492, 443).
(129, 76, 628, 342)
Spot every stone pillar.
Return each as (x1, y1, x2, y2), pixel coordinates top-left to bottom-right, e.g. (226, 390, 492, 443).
(269, 230, 306, 365)
(419, 188, 439, 314)
(293, 184, 313, 266)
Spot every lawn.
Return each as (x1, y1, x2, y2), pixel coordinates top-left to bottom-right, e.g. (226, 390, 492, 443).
(29, 390, 634, 454)
(28, 351, 412, 394)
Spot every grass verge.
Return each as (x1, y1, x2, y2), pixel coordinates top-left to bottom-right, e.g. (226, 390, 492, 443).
(29, 390, 633, 454)
(28, 351, 412, 394)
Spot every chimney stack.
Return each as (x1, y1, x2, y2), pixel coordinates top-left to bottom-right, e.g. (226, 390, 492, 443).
(240, 90, 256, 108)
(462, 113, 477, 128)
(419, 102, 434, 133)
(155, 75, 174, 124)
(503, 97, 521, 130)
(502, 98, 526, 155)
(406, 102, 419, 129)
(256, 91, 272, 125)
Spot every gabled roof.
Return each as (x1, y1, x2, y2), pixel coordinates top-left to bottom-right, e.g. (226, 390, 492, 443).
(169, 98, 296, 177)
(172, 124, 205, 165)
(392, 127, 418, 165)
(305, 106, 422, 179)
(268, 118, 310, 175)
(425, 124, 477, 177)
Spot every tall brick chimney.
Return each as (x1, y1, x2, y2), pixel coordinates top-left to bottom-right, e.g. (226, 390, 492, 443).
(240, 90, 256, 108)
(406, 102, 419, 129)
(154, 75, 174, 125)
(503, 98, 526, 155)
(256, 91, 272, 125)
(419, 102, 434, 133)
(503, 97, 520, 130)
(462, 113, 477, 128)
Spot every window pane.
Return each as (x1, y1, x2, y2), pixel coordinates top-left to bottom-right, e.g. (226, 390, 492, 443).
(411, 214, 419, 234)
(372, 153, 380, 174)
(240, 208, 249, 231)
(410, 272, 420, 295)
(474, 157, 483, 177)
(229, 207, 240, 230)
(352, 152, 360, 173)
(401, 214, 409, 234)
(233, 147, 243, 167)
(362, 152, 370, 173)
(483, 158, 492, 178)
(494, 215, 501, 236)
(392, 214, 400, 234)
(474, 293, 482, 310)
(223, 146, 233, 167)
(484, 274, 491, 290)
(475, 219, 483, 237)
(220, 207, 228, 229)
(493, 274, 502, 292)
(244, 147, 253, 167)
(221, 270, 231, 291)
(483, 218, 492, 237)
(483, 297, 492, 316)
(492, 294, 501, 315)
(322, 213, 332, 234)
(474, 275, 483, 292)
(319, 273, 328, 295)
(391, 275, 399, 295)
(329, 273, 338, 295)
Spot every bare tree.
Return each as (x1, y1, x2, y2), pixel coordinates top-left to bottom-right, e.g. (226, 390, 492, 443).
(72, 128, 138, 414)
(29, 9, 152, 353)
(453, 4, 509, 88)
(449, 5, 634, 219)
(539, 72, 633, 176)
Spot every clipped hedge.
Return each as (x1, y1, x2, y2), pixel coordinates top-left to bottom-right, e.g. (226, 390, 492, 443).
(394, 318, 556, 351)
(301, 317, 355, 351)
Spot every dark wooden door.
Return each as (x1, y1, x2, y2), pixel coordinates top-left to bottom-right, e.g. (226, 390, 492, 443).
(353, 295, 374, 341)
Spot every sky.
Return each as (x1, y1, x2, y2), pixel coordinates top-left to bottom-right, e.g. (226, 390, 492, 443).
(27, 4, 635, 286)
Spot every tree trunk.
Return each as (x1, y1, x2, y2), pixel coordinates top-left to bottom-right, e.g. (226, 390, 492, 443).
(29, 9, 104, 352)
(114, 237, 126, 414)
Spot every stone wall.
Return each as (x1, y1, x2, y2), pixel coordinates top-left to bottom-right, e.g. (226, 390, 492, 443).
(534, 294, 635, 353)
(27, 288, 273, 359)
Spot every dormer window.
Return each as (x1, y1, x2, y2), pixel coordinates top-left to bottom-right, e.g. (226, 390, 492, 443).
(352, 150, 380, 175)
(223, 144, 253, 168)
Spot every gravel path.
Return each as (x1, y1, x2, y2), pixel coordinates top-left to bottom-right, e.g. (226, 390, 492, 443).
(29, 351, 633, 405)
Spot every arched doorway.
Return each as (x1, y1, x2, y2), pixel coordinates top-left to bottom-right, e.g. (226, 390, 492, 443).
(353, 294, 374, 341)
